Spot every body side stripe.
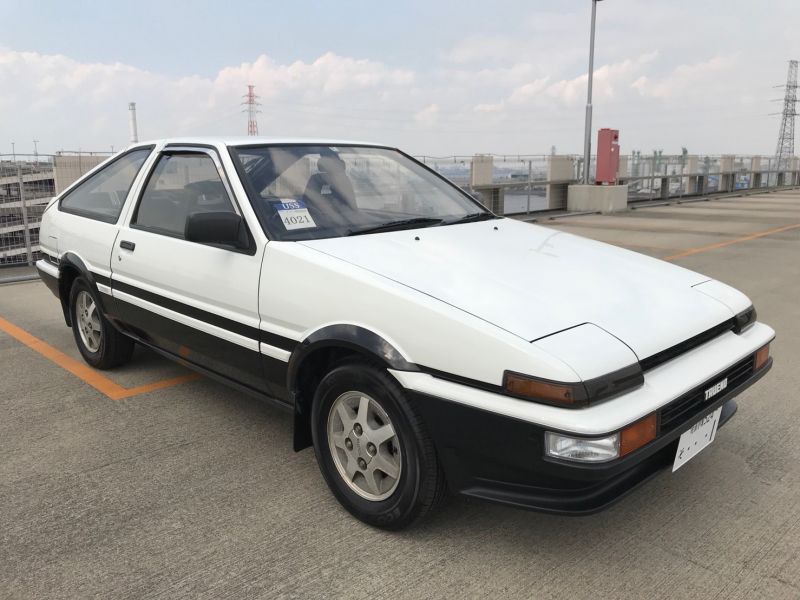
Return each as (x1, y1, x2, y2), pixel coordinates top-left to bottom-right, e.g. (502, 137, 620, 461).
(113, 289, 260, 352)
(95, 272, 298, 351)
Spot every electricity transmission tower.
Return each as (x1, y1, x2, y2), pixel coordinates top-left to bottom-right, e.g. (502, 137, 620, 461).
(242, 85, 261, 136)
(774, 60, 798, 178)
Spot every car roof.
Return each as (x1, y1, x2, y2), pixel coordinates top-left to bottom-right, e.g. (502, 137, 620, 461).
(135, 136, 395, 149)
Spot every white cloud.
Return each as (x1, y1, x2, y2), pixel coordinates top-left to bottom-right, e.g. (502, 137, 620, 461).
(0, 48, 420, 152)
(214, 52, 414, 98)
(632, 55, 736, 100)
(414, 104, 440, 126)
(474, 54, 658, 113)
(509, 77, 552, 104)
(0, 9, 790, 159)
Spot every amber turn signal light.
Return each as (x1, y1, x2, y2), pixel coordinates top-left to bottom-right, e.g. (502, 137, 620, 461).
(619, 413, 657, 457)
(754, 344, 770, 371)
(503, 372, 583, 405)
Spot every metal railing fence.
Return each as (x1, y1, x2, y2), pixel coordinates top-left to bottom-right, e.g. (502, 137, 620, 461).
(424, 153, 799, 215)
(615, 155, 794, 203)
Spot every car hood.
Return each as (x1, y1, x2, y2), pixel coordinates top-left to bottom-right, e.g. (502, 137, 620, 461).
(299, 219, 738, 360)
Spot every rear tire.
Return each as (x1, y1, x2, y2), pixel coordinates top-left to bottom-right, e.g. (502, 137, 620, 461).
(311, 360, 446, 530)
(69, 277, 134, 369)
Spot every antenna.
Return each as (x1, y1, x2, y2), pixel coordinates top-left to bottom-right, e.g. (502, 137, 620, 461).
(242, 85, 261, 136)
(774, 60, 798, 179)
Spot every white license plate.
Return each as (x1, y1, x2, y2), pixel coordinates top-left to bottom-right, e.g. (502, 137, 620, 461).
(672, 407, 722, 472)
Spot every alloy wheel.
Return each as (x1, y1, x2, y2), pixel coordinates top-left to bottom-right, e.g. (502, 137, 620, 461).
(327, 391, 402, 501)
(75, 290, 102, 353)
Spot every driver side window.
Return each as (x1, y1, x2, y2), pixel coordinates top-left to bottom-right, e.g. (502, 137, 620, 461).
(133, 152, 236, 239)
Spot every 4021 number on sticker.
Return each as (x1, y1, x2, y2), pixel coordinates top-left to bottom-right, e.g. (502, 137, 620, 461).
(276, 200, 316, 230)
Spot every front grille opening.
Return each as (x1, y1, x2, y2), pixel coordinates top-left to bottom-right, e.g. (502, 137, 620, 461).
(659, 355, 754, 434)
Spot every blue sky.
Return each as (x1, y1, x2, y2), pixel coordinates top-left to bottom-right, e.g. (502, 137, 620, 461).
(3, 1, 497, 76)
(1, 0, 798, 155)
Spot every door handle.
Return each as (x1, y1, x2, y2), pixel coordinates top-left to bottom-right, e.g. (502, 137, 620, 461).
(120, 240, 136, 251)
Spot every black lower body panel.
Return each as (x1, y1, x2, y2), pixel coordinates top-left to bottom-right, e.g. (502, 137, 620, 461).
(409, 361, 769, 515)
(111, 298, 284, 397)
(125, 332, 292, 413)
(36, 262, 60, 298)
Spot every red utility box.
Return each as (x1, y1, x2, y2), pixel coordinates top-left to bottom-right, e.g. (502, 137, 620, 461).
(595, 128, 620, 184)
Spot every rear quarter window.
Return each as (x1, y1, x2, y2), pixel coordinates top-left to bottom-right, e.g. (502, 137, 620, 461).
(59, 147, 152, 223)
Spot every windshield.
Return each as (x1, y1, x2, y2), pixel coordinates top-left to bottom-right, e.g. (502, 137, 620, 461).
(229, 145, 491, 241)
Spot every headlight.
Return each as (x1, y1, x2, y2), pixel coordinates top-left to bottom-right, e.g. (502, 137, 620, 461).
(545, 414, 657, 463)
(545, 431, 619, 462)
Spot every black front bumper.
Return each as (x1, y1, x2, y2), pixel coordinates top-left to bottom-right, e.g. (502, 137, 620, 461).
(411, 358, 771, 515)
(36, 259, 60, 298)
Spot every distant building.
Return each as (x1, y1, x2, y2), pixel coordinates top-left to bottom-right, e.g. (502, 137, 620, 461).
(0, 154, 107, 265)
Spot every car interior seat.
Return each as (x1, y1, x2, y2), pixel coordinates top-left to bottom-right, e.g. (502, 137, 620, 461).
(135, 188, 194, 236)
(185, 180, 234, 214)
(302, 156, 357, 225)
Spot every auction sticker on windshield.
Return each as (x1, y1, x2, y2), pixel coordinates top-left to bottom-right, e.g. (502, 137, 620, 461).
(276, 200, 316, 230)
(672, 406, 722, 472)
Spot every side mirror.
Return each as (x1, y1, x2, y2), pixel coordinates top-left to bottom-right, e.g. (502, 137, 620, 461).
(185, 211, 248, 250)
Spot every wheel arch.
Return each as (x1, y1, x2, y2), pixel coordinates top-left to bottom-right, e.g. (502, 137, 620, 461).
(288, 324, 418, 451)
(57, 253, 108, 326)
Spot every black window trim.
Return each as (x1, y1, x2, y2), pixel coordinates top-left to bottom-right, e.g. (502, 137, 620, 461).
(226, 142, 493, 242)
(129, 144, 257, 255)
(58, 145, 156, 224)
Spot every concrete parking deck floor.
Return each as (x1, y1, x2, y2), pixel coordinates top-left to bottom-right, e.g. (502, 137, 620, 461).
(2, 190, 800, 599)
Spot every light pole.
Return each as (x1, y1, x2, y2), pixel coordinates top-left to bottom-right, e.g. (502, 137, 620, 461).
(582, 0, 602, 184)
(33, 139, 39, 164)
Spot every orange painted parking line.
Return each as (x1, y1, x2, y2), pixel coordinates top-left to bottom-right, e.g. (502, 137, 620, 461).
(114, 373, 201, 400)
(0, 316, 200, 400)
(662, 222, 800, 262)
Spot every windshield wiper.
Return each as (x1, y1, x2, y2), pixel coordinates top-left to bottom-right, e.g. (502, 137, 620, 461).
(445, 212, 498, 225)
(346, 217, 443, 236)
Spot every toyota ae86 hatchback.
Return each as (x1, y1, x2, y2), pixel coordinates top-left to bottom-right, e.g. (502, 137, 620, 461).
(36, 138, 774, 529)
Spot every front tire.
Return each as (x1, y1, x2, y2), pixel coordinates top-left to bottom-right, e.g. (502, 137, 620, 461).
(69, 277, 134, 369)
(311, 360, 446, 530)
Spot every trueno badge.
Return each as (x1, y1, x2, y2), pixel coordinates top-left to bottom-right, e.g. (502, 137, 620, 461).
(704, 377, 728, 401)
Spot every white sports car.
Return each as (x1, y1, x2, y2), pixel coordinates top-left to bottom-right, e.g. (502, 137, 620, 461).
(36, 138, 774, 529)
